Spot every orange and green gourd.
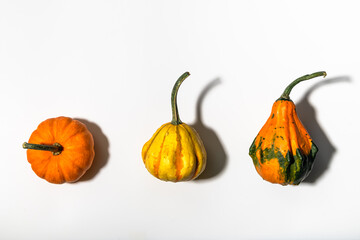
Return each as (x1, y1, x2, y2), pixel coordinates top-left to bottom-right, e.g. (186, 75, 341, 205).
(249, 71, 327, 185)
(23, 117, 95, 184)
(142, 72, 207, 182)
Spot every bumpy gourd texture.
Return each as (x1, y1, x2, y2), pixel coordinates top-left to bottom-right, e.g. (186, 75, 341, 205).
(249, 100, 318, 185)
(142, 122, 206, 182)
(27, 117, 95, 184)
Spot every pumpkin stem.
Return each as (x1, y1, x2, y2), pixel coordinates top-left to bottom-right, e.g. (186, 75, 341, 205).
(23, 142, 63, 156)
(279, 71, 327, 100)
(171, 72, 190, 125)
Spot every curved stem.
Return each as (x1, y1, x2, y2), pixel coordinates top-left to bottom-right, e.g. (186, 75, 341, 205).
(171, 72, 190, 125)
(279, 71, 327, 100)
(23, 142, 63, 156)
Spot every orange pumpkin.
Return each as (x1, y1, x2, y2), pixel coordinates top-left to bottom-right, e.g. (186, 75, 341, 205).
(249, 71, 326, 185)
(23, 116, 95, 184)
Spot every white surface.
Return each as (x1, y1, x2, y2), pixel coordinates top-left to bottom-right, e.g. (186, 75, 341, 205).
(1, 1, 359, 239)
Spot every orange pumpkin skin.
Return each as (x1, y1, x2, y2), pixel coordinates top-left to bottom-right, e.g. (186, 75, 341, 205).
(249, 71, 326, 185)
(25, 117, 95, 184)
(249, 100, 318, 185)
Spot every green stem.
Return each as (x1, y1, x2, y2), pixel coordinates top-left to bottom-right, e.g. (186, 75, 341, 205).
(279, 71, 327, 100)
(171, 72, 190, 125)
(23, 142, 63, 156)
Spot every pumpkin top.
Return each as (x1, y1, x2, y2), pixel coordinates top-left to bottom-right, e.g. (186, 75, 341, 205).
(278, 71, 327, 101)
(23, 116, 95, 184)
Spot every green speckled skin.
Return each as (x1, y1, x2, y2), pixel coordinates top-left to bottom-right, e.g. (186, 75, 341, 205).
(249, 100, 319, 185)
(249, 138, 318, 185)
(249, 71, 325, 185)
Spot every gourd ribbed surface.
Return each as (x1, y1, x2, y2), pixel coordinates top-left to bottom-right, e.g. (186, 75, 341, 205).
(26, 117, 95, 184)
(142, 122, 206, 182)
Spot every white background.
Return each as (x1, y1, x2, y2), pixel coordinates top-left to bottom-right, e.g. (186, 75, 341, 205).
(0, 1, 359, 239)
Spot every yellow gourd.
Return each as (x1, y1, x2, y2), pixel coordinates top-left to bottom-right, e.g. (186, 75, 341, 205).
(142, 72, 207, 182)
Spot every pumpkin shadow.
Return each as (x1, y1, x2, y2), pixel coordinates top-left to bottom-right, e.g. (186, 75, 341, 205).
(75, 118, 110, 182)
(192, 78, 228, 181)
(296, 76, 351, 184)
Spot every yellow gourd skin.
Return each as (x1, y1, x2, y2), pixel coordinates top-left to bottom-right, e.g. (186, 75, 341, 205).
(142, 72, 207, 182)
(142, 122, 206, 182)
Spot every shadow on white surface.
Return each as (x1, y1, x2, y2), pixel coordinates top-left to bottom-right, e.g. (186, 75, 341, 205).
(297, 76, 351, 184)
(192, 78, 228, 181)
(75, 118, 110, 182)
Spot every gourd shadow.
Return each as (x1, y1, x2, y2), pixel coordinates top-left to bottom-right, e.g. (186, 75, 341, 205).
(296, 77, 351, 184)
(192, 78, 228, 181)
(75, 118, 110, 182)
